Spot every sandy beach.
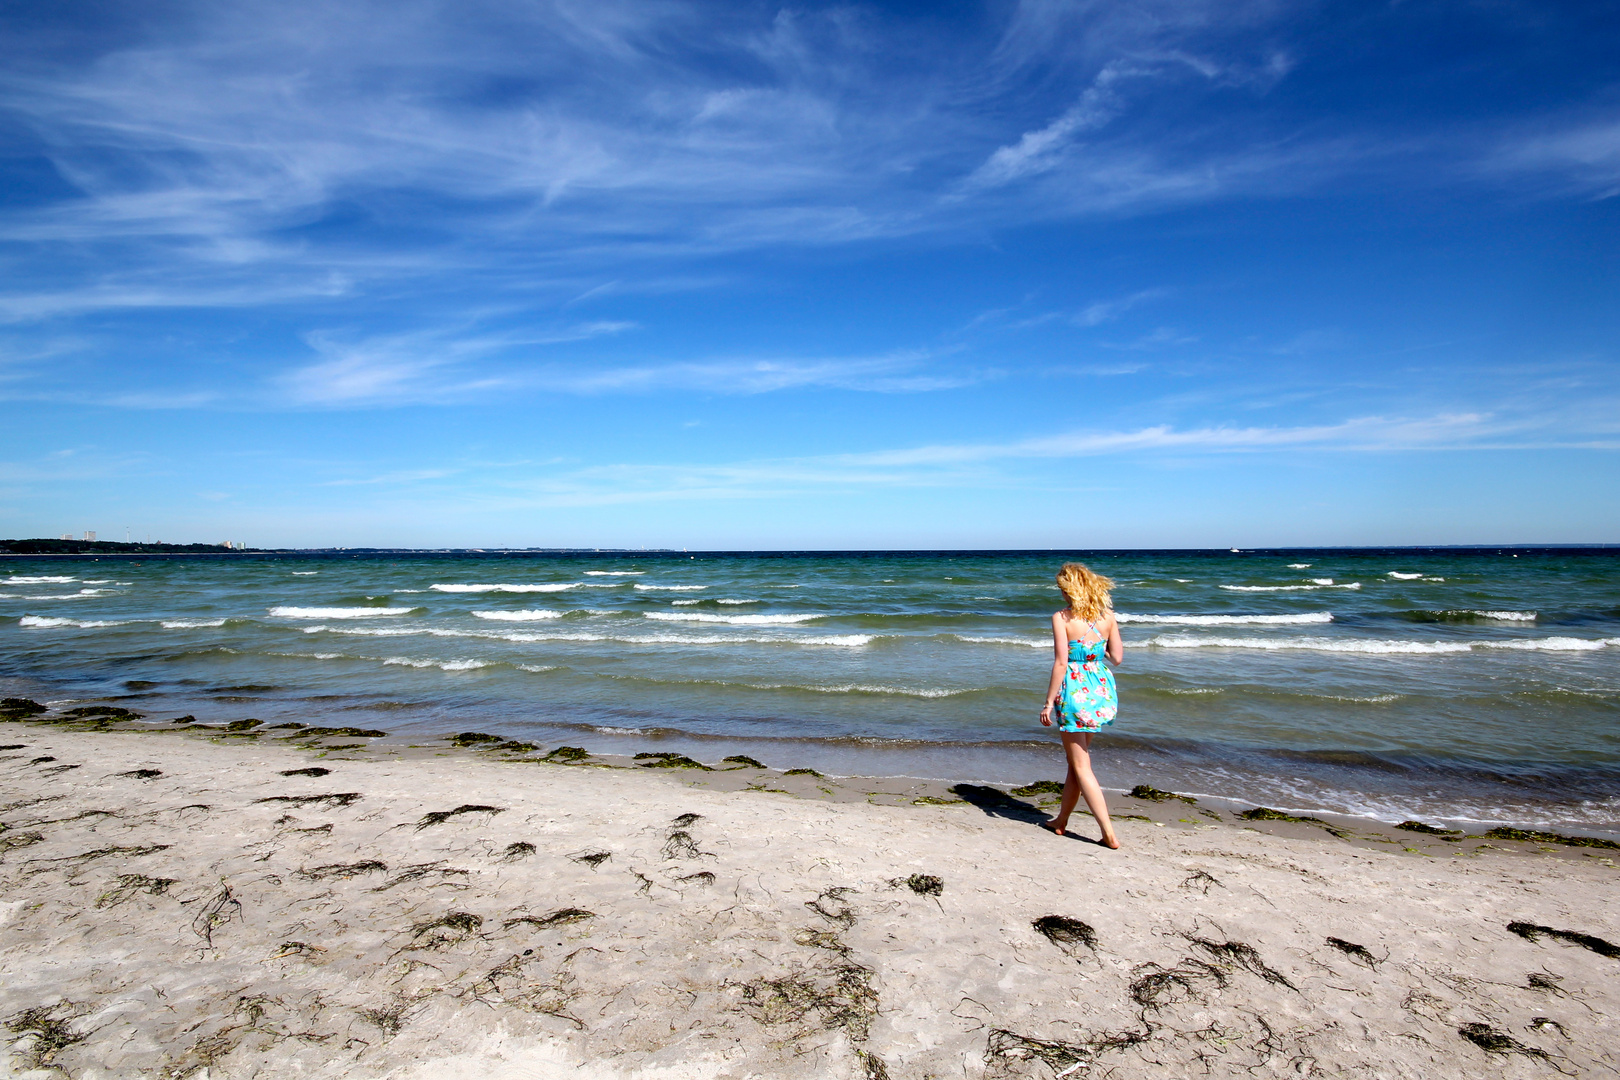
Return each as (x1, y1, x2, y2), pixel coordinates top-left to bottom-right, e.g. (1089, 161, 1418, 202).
(2, 711, 1617, 1079)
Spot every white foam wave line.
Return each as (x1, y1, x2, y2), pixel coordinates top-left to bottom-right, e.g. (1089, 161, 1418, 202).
(13, 589, 117, 599)
(672, 599, 700, 606)
(517, 664, 559, 673)
(18, 615, 131, 628)
(1219, 583, 1361, 592)
(1286, 564, 1311, 569)
(430, 583, 579, 593)
(1143, 635, 1619, 654)
(305, 624, 873, 647)
(1467, 610, 1536, 621)
(382, 657, 492, 671)
(584, 570, 644, 576)
(1309, 578, 1334, 585)
(1115, 612, 1333, 626)
(291, 571, 319, 576)
(472, 610, 563, 622)
(645, 611, 821, 625)
(81, 579, 113, 584)
(5, 576, 76, 584)
(952, 635, 1048, 648)
(756, 682, 970, 699)
(1387, 571, 1423, 579)
(717, 599, 759, 605)
(269, 606, 420, 618)
(161, 619, 227, 628)
(634, 584, 707, 591)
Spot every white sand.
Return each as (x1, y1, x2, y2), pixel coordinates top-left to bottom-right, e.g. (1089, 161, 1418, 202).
(1, 722, 1616, 1079)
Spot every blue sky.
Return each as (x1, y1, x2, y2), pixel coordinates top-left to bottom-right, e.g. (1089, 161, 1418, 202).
(1, 0, 1617, 548)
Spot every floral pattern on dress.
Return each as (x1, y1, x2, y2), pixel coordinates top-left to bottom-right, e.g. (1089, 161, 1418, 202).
(1056, 638, 1116, 733)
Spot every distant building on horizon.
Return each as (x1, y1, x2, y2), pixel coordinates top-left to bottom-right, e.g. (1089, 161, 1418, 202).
(83, 530, 95, 542)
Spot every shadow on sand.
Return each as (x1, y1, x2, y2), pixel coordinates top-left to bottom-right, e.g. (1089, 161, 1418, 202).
(948, 784, 1048, 825)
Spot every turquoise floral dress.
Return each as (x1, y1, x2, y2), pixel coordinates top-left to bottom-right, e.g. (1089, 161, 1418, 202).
(1056, 635, 1117, 733)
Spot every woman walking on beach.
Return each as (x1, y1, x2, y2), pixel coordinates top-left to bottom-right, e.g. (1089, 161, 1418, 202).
(1039, 562, 1123, 848)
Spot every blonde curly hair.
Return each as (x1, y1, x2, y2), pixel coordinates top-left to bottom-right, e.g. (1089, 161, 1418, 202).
(1056, 562, 1114, 622)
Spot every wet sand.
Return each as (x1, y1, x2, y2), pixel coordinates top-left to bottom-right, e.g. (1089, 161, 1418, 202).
(2, 712, 1617, 1079)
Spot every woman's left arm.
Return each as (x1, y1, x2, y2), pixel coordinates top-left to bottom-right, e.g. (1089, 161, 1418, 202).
(1106, 611, 1124, 667)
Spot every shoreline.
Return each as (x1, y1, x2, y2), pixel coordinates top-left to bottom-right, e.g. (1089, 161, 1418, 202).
(4, 713, 1619, 1077)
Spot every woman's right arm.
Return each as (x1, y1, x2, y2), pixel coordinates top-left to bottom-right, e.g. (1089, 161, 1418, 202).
(1039, 612, 1066, 726)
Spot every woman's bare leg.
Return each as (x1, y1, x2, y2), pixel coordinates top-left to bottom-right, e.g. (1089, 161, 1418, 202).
(1050, 733, 1118, 848)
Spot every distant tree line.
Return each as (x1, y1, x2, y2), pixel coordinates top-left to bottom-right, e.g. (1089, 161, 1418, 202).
(0, 538, 252, 555)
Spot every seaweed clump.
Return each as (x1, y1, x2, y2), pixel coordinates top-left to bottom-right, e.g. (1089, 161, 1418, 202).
(255, 792, 362, 809)
(413, 804, 505, 830)
(300, 860, 388, 881)
(1238, 807, 1350, 838)
(503, 909, 595, 930)
(1129, 784, 1195, 804)
(1397, 820, 1460, 835)
(543, 746, 590, 763)
(569, 849, 611, 868)
(116, 769, 162, 780)
(723, 755, 767, 768)
(410, 911, 483, 948)
(1486, 827, 1620, 851)
(1010, 780, 1064, 797)
(783, 767, 823, 778)
(0, 698, 47, 719)
(499, 842, 536, 861)
(1189, 937, 1297, 989)
(5, 1004, 88, 1069)
(1507, 921, 1620, 959)
(280, 767, 330, 777)
(1457, 1023, 1550, 1059)
(635, 752, 712, 771)
(896, 874, 943, 897)
(1033, 915, 1096, 956)
(96, 874, 177, 908)
(1325, 937, 1381, 968)
(285, 726, 387, 739)
(66, 705, 140, 719)
(446, 732, 502, 747)
(985, 1027, 1148, 1078)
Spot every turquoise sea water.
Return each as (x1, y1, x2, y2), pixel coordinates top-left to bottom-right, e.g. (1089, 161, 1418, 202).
(3, 548, 1618, 836)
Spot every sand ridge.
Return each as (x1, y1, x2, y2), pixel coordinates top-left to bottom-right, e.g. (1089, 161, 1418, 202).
(1, 721, 1617, 1079)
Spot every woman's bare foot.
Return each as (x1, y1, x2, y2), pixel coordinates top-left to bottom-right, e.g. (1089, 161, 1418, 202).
(1040, 819, 1067, 837)
(1099, 833, 1120, 849)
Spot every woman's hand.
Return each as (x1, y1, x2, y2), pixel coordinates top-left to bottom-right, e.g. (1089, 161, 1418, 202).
(1039, 701, 1054, 727)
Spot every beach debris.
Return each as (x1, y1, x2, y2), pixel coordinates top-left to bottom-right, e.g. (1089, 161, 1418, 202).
(41, 764, 81, 774)
(1527, 972, 1566, 994)
(1129, 784, 1196, 805)
(1188, 937, 1297, 989)
(372, 863, 470, 891)
(0, 698, 47, 718)
(543, 746, 590, 762)
(1128, 960, 1228, 1009)
(671, 812, 702, 827)
(265, 721, 302, 729)
(805, 887, 858, 928)
(29, 757, 55, 765)
(0, 743, 25, 750)
(856, 1049, 892, 1080)
(1507, 921, 1620, 959)
(298, 860, 388, 881)
(413, 804, 505, 830)
(634, 752, 712, 770)
(1530, 1017, 1567, 1037)
(1010, 780, 1064, 797)
(408, 911, 483, 948)
(723, 754, 767, 768)
(4, 1004, 88, 1069)
(503, 909, 596, 930)
(498, 841, 536, 861)
(795, 927, 853, 954)
(568, 849, 611, 868)
(1325, 937, 1381, 968)
(491, 740, 539, 752)
(33, 843, 170, 868)
(735, 964, 880, 1042)
(255, 792, 362, 809)
(65, 705, 140, 719)
(1033, 915, 1096, 956)
(267, 940, 326, 961)
(192, 884, 243, 946)
(662, 830, 704, 860)
(1396, 820, 1460, 835)
(892, 874, 943, 897)
(445, 731, 502, 747)
(1457, 1022, 1550, 1060)
(1237, 807, 1351, 839)
(280, 766, 330, 777)
(784, 767, 823, 777)
(356, 999, 416, 1037)
(170, 716, 198, 724)
(1179, 870, 1222, 893)
(1486, 827, 1620, 851)
(676, 870, 715, 887)
(95, 873, 177, 908)
(115, 768, 162, 780)
(225, 719, 262, 731)
(282, 726, 387, 739)
(985, 1027, 1148, 1079)
(0, 830, 45, 854)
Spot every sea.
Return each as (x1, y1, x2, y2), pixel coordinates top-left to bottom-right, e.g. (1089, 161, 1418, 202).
(3, 548, 1618, 838)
